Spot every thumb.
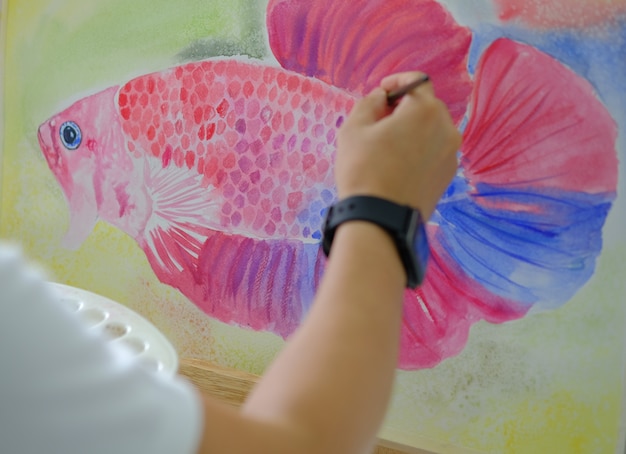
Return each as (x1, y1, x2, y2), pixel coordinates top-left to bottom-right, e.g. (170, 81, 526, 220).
(346, 87, 388, 125)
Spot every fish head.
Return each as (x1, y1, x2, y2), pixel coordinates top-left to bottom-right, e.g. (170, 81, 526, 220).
(37, 86, 121, 249)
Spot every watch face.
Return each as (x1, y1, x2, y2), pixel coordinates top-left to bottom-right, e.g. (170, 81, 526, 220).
(413, 220, 429, 269)
(321, 206, 334, 257)
(406, 210, 429, 287)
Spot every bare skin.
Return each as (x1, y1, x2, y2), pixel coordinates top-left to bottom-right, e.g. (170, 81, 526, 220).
(196, 72, 461, 454)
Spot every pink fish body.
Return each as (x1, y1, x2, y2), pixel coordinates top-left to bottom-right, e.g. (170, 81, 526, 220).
(38, 59, 352, 335)
(39, 60, 349, 242)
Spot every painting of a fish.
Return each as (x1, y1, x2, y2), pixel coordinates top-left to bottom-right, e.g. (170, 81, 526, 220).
(37, 0, 618, 370)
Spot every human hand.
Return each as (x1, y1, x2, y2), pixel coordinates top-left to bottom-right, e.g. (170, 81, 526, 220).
(335, 72, 461, 220)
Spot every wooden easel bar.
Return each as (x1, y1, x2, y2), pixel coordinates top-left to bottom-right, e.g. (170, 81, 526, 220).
(179, 358, 435, 454)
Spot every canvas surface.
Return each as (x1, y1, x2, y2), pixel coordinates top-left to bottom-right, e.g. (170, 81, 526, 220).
(1, 0, 625, 452)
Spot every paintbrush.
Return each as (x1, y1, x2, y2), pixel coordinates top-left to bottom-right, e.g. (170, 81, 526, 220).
(386, 74, 430, 107)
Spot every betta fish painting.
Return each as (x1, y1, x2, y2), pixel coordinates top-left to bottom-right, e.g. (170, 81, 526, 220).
(36, 0, 618, 368)
(3, 0, 626, 452)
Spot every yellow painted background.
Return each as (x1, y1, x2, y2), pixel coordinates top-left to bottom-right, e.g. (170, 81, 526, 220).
(1, 0, 624, 452)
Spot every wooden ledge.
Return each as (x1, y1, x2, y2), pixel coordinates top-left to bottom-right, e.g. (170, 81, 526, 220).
(179, 358, 259, 407)
(179, 358, 434, 454)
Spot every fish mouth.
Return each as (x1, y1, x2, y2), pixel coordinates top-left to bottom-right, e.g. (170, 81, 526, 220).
(37, 121, 70, 195)
(38, 122, 62, 170)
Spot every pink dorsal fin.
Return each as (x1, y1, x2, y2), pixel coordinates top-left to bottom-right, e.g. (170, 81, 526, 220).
(266, 0, 473, 123)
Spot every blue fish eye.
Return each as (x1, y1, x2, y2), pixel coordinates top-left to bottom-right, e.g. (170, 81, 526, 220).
(59, 121, 82, 150)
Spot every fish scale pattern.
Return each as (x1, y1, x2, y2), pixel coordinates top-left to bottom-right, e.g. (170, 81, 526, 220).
(118, 60, 353, 241)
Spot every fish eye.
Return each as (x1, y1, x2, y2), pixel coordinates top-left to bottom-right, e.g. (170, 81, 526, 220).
(59, 121, 82, 150)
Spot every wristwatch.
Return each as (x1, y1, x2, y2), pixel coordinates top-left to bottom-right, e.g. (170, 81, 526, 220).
(321, 195, 429, 288)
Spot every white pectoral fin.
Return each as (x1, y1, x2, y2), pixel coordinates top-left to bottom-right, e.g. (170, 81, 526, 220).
(141, 158, 222, 271)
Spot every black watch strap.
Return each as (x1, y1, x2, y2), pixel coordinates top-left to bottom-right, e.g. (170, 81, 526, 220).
(321, 195, 429, 288)
(322, 196, 413, 256)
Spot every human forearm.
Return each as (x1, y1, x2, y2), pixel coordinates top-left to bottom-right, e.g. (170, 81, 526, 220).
(242, 221, 405, 454)
(196, 72, 460, 454)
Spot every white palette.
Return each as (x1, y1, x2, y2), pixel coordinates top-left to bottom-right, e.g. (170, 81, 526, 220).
(50, 283, 178, 376)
